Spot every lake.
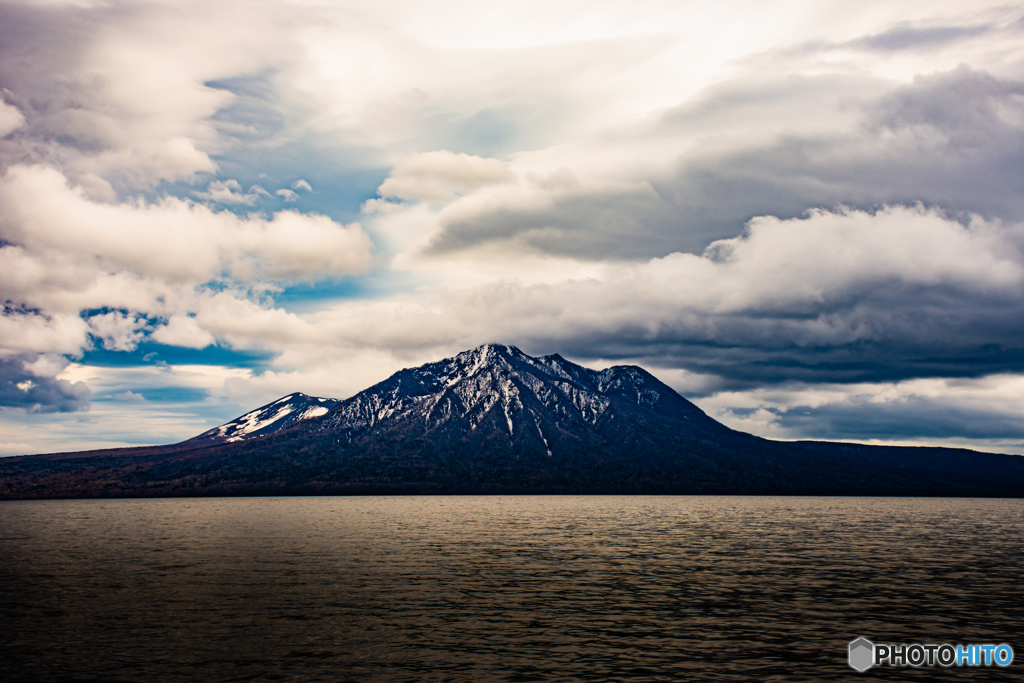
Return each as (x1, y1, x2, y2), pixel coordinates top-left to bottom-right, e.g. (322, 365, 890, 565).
(1, 496, 1021, 681)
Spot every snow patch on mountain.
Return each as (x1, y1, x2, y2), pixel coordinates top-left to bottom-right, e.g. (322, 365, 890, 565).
(185, 392, 339, 445)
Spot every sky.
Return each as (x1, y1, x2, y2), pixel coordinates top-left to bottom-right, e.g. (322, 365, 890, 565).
(2, 0, 1024, 455)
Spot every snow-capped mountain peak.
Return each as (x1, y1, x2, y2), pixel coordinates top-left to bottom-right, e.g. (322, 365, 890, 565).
(183, 392, 340, 445)
(306, 344, 725, 453)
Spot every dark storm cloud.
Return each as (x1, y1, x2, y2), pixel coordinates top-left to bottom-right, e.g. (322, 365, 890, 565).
(866, 65, 1024, 145)
(540, 302, 1024, 391)
(0, 356, 90, 413)
(765, 396, 1024, 442)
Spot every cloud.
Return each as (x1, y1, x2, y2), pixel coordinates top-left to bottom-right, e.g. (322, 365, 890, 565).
(226, 205, 1024, 386)
(865, 65, 1024, 148)
(275, 188, 298, 202)
(366, 64, 1024, 261)
(0, 305, 91, 358)
(851, 23, 993, 52)
(379, 150, 517, 201)
(151, 315, 216, 349)
(0, 2, 297, 191)
(87, 311, 148, 352)
(0, 360, 250, 452)
(0, 165, 374, 287)
(113, 390, 145, 402)
(194, 179, 264, 205)
(68, 203, 1015, 395)
(0, 355, 90, 413)
(0, 164, 374, 361)
(0, 98, 24, 138)
(696, 374, 1024, 453)
(292, 179, 312, 192)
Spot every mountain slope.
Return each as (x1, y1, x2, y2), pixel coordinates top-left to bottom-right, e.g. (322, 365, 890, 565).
(2, 344, 1024, 499)
(182, 392, 339, 446)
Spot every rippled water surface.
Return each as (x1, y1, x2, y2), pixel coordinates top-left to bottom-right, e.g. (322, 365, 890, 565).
(1, 496, 1022, 681)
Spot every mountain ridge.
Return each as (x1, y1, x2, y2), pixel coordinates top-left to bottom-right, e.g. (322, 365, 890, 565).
(299, 344, 729, 456)
(2, 344, 1023, 499)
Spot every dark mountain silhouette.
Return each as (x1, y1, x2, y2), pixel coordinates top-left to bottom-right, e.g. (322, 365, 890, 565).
(2, 344, 1023, 498)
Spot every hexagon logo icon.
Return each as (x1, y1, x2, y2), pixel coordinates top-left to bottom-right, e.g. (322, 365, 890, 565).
(849, 637, 874, 672)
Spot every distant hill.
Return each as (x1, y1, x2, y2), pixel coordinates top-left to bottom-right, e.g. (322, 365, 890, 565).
(181, 392, 340, 446)
(2, 344, 1023, 498)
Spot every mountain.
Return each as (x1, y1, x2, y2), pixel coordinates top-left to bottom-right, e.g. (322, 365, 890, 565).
(2, 344, 1024, 499)
(307, 343, 731, 452)
(182, 392, 340, 446)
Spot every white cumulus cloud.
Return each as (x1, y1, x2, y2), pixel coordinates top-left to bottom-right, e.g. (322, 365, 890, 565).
(0, 165, 374, 286)
(378, 150, 518, 201)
